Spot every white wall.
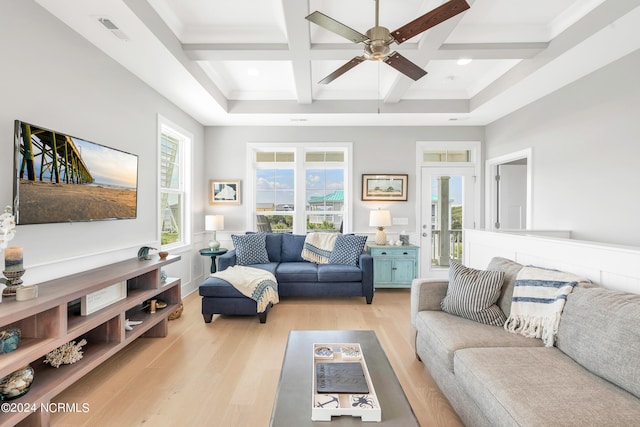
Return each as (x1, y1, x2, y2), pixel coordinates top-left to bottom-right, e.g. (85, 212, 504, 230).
(465, 230, 640, 294)
(0, 0, 206, 292)
(204, 125, 484, 246)
(485, 49, 640, 247)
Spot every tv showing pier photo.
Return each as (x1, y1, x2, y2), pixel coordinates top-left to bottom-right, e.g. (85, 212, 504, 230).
(13, 120, 138, 225)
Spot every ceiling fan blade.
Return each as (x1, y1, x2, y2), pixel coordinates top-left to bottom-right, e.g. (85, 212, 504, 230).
(391, 0, 470, 44)
(383, 52, 427, 81)
(306, 11, 369, 44)
(318, 57, 366, 84)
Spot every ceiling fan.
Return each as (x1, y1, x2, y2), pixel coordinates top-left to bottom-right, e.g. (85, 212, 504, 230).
(306, 0, 470, 84)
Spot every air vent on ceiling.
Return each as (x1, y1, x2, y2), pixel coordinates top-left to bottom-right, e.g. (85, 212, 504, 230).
(98, 17, 130, 41)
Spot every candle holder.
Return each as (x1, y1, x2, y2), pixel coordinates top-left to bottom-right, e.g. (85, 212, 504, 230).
(2, 269, 25, 296)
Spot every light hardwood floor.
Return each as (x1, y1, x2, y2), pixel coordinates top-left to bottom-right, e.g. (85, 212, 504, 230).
(51, 289, 463, 427)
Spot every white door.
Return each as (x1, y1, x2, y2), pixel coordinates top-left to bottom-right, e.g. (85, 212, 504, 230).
(420, 167, 476, 278)
(496, 162, 527, 229)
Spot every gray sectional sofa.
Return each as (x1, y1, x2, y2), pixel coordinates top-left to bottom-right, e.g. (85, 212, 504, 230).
(199, 232, 373, 323)
(410, 257, 640, 426)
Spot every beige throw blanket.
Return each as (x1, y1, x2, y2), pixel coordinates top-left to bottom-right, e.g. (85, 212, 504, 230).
(211, 266, 279, 313)
(301, 232, 337, 264)
(505, 266, 586, 347)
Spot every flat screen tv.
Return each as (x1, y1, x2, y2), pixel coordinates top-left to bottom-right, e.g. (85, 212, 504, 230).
(13, 120, 138, 225)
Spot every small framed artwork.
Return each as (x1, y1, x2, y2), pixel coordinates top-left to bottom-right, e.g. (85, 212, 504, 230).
(362, 174, 408, 201)
(209, 180, 241, 205)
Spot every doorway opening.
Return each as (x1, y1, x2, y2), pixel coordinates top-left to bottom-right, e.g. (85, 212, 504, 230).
(485, 149, 531, 230)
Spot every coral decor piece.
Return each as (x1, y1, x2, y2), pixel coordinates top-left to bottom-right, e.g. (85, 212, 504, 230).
(0, 206, 16, 249)
(125, 319, 143, 331)
(44, 339, 87, 368)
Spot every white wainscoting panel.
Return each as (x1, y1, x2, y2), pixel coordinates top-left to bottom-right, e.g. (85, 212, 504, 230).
(464, 230, 640, 294)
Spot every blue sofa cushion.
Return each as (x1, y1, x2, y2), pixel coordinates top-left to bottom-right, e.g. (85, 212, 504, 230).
(231, 234, 270, 265)
(244, 262, 279, 276)
(282, 234, 306, 262)
(329, 234, 368, 266)
(276, 262, 318, 282)
(317, 264, 363, 282)
(265, 233, 283, 262)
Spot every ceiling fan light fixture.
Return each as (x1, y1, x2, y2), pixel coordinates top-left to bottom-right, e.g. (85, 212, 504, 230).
(364, 43, 390, 61)
(364, 26, 392, 60)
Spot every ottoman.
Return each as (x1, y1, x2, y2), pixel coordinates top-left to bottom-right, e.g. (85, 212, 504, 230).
(199, 277, 271, 323)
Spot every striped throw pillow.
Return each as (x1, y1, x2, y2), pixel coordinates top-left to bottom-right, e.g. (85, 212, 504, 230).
(441, 260, 507, 326)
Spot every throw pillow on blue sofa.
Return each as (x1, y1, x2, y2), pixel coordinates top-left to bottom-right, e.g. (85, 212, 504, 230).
(231, 234, 270, 265)
(329, 234, 368, 266)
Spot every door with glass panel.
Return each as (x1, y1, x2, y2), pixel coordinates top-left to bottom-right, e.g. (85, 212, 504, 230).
(420, 167, 475, 278)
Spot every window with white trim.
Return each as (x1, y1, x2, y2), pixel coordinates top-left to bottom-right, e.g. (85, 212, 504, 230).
(159, 118, 191, 248)
(249, 144, 351, 234)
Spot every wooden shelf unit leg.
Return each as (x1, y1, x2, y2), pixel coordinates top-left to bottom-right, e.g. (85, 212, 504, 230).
(143, 318, 168, 338)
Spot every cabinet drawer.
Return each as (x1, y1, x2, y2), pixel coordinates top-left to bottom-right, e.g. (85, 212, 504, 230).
(369, 247, 418, 258)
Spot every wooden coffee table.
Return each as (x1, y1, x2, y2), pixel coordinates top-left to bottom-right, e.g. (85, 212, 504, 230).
(270, 330, 419, 426)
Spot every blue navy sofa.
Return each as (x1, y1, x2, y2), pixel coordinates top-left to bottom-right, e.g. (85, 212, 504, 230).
(199, 233, 374, 323)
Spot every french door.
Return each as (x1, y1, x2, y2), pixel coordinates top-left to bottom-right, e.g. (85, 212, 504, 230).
(420, 167, 476, 278)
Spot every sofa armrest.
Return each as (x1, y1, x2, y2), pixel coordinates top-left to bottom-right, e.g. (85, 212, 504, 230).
(359, 252, 374, 303)
(410, 278, 449, 326)
(410, 278, 449, 355)
(218, 250, 237, 271)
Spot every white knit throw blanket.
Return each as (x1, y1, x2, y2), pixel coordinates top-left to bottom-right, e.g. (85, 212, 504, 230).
(301, 232, 337, 264)
(504, 266, 584, 347)
(211, 266, 279, 313)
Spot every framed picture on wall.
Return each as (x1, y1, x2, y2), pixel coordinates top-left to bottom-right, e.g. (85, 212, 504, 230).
(209, 180, 241, 205)
(362, 174, 408, 201)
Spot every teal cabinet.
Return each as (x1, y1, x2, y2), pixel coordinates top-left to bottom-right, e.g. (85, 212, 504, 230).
(367, 244, 419, 288)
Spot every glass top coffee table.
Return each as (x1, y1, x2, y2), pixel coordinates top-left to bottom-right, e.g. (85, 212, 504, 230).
(270, 330, 419, 426)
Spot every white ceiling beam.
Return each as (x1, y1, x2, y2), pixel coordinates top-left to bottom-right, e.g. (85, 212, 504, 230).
(184, 44, 291, 61)
(281, 0, 313, 104)
(123, 0, 228, 111)
(227, 99, 469, 115)
(436, 43, 547, 60)
(182, 42, 546, 61)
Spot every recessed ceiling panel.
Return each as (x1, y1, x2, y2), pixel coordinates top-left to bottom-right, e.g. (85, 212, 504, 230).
(405, 59, 521, 99)
(311, 59, 399, 100)
(447, 0, 596, 43)
(150, 0, 287, 43)
(308, 0, 436, 44)
(204, 60, 296, 100)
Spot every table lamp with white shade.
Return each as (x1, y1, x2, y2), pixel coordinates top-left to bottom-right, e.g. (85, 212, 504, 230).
(205, 215, 224, 250)
(369, 209, 391, 245)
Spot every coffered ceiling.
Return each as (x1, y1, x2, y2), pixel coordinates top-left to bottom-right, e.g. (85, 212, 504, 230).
(35, 0, 640, 126)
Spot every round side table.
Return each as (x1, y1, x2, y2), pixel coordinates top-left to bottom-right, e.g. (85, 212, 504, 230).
(199, 248, 228, 274)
